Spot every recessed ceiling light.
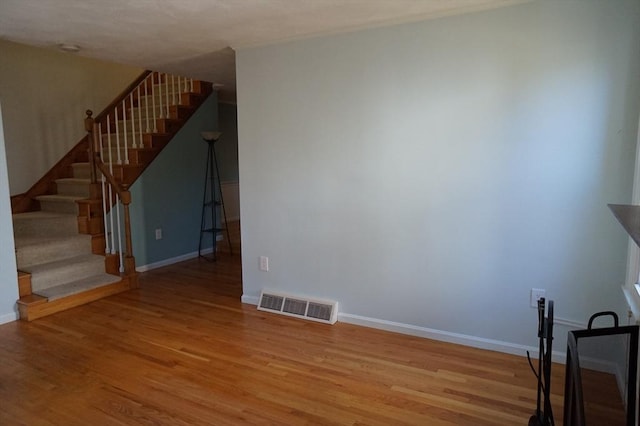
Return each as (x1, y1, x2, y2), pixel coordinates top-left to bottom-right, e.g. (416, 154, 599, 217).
(58, 43, 80, 53)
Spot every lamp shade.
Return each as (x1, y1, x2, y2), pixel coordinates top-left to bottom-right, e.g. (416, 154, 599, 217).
(201, 131, 222, 142)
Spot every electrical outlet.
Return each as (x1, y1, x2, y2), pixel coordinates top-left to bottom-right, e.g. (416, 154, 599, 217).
(259, 256, 269, 272)
(155, 228, 162, 240)
(530, 288, 546, 308)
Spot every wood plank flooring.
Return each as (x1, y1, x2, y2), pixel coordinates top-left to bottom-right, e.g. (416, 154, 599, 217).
(0, 244, 623, 425)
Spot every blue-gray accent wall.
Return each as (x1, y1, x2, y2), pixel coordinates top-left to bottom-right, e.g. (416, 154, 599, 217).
(129, 93, 219, 267)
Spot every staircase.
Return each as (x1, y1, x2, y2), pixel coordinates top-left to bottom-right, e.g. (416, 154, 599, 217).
(13, 71, 213, 321)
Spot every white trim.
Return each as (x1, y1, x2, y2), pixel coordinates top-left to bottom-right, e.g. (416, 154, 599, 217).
(338, 312, 562, 359)
(622, 109, 640, 319)
(0, 311, 19, 324)
(136, 247, 214, 272)
(554, 316, 587, 329)
(242, 297, 619, 375)
(242, 294, 260, 305)
(622, 285, 640, 324)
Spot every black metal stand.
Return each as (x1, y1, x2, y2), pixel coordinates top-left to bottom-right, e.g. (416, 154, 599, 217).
(199, 138, 232, 261)
(564, 311, 638, 426)
(528, 297, 555, 426)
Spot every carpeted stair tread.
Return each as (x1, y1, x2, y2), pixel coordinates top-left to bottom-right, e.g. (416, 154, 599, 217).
(35, 273, 121, 301)
(55, 178, 91, 184)
(35, 194, 85, 202)
(25, 254, 107, 292)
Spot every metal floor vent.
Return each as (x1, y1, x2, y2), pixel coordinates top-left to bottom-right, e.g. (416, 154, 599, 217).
(258, 289, 338, 324)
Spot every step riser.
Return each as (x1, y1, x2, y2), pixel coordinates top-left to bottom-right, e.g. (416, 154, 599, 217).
(37, 274, 122, 301)
(39, 199, 79, 215)
(29, 256, 106, 292)
(18, 277, 131, 321)
(56, 181, 90, 198)
(72, 164, 91, 179)
(13, 215, 78, 238)
(16, 236, 92, 269)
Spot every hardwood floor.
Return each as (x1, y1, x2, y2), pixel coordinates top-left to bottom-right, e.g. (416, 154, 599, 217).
(0, 246, 621, 425)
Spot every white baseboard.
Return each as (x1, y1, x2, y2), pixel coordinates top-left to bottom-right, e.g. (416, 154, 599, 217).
(242, 294, 260, 305)
(338, 312, 551, 360)
(0, 310, 19, 324)
(241, 294, 555, 361)
(136, 247, 214, 272)
(242, 296, 622, 377)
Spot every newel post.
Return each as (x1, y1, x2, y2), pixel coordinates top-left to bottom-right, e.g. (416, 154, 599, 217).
(120, 185, 138, 286)
(84, 110, 97, 184)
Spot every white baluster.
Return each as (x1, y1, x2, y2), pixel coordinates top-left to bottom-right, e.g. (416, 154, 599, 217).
(115, 197, 123, 272)
(151, 74, 158, 130)
(129, 94, 136, 149)
(107, 117, 113, 168)
(108, 185, 116, 254)
(157, 73, 164, 119)
(96, 123, 109, 255)
(122, 100, 129, 164)
(153, 74, 163, 120)
(172, 74, 176, 106)
(190, 78, 194, 92)
(114, 107, 122, 164)
(137, 86, 143, 148)
(144, 77, 150, 132)
(100, 173, 109, 254)
(165, 73, 170, 117)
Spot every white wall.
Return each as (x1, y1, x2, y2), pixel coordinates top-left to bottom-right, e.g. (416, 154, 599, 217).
(0, 40, 142, 194)
(237, 0, 640, 354)
(0, 103, 19, 323)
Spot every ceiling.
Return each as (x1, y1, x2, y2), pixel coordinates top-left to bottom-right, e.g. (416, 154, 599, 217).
(0, 0, 528, 103)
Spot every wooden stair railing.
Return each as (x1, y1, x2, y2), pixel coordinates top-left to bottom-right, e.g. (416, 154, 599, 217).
(12, 71, 213, 320)
(85, 111, 138, 286)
